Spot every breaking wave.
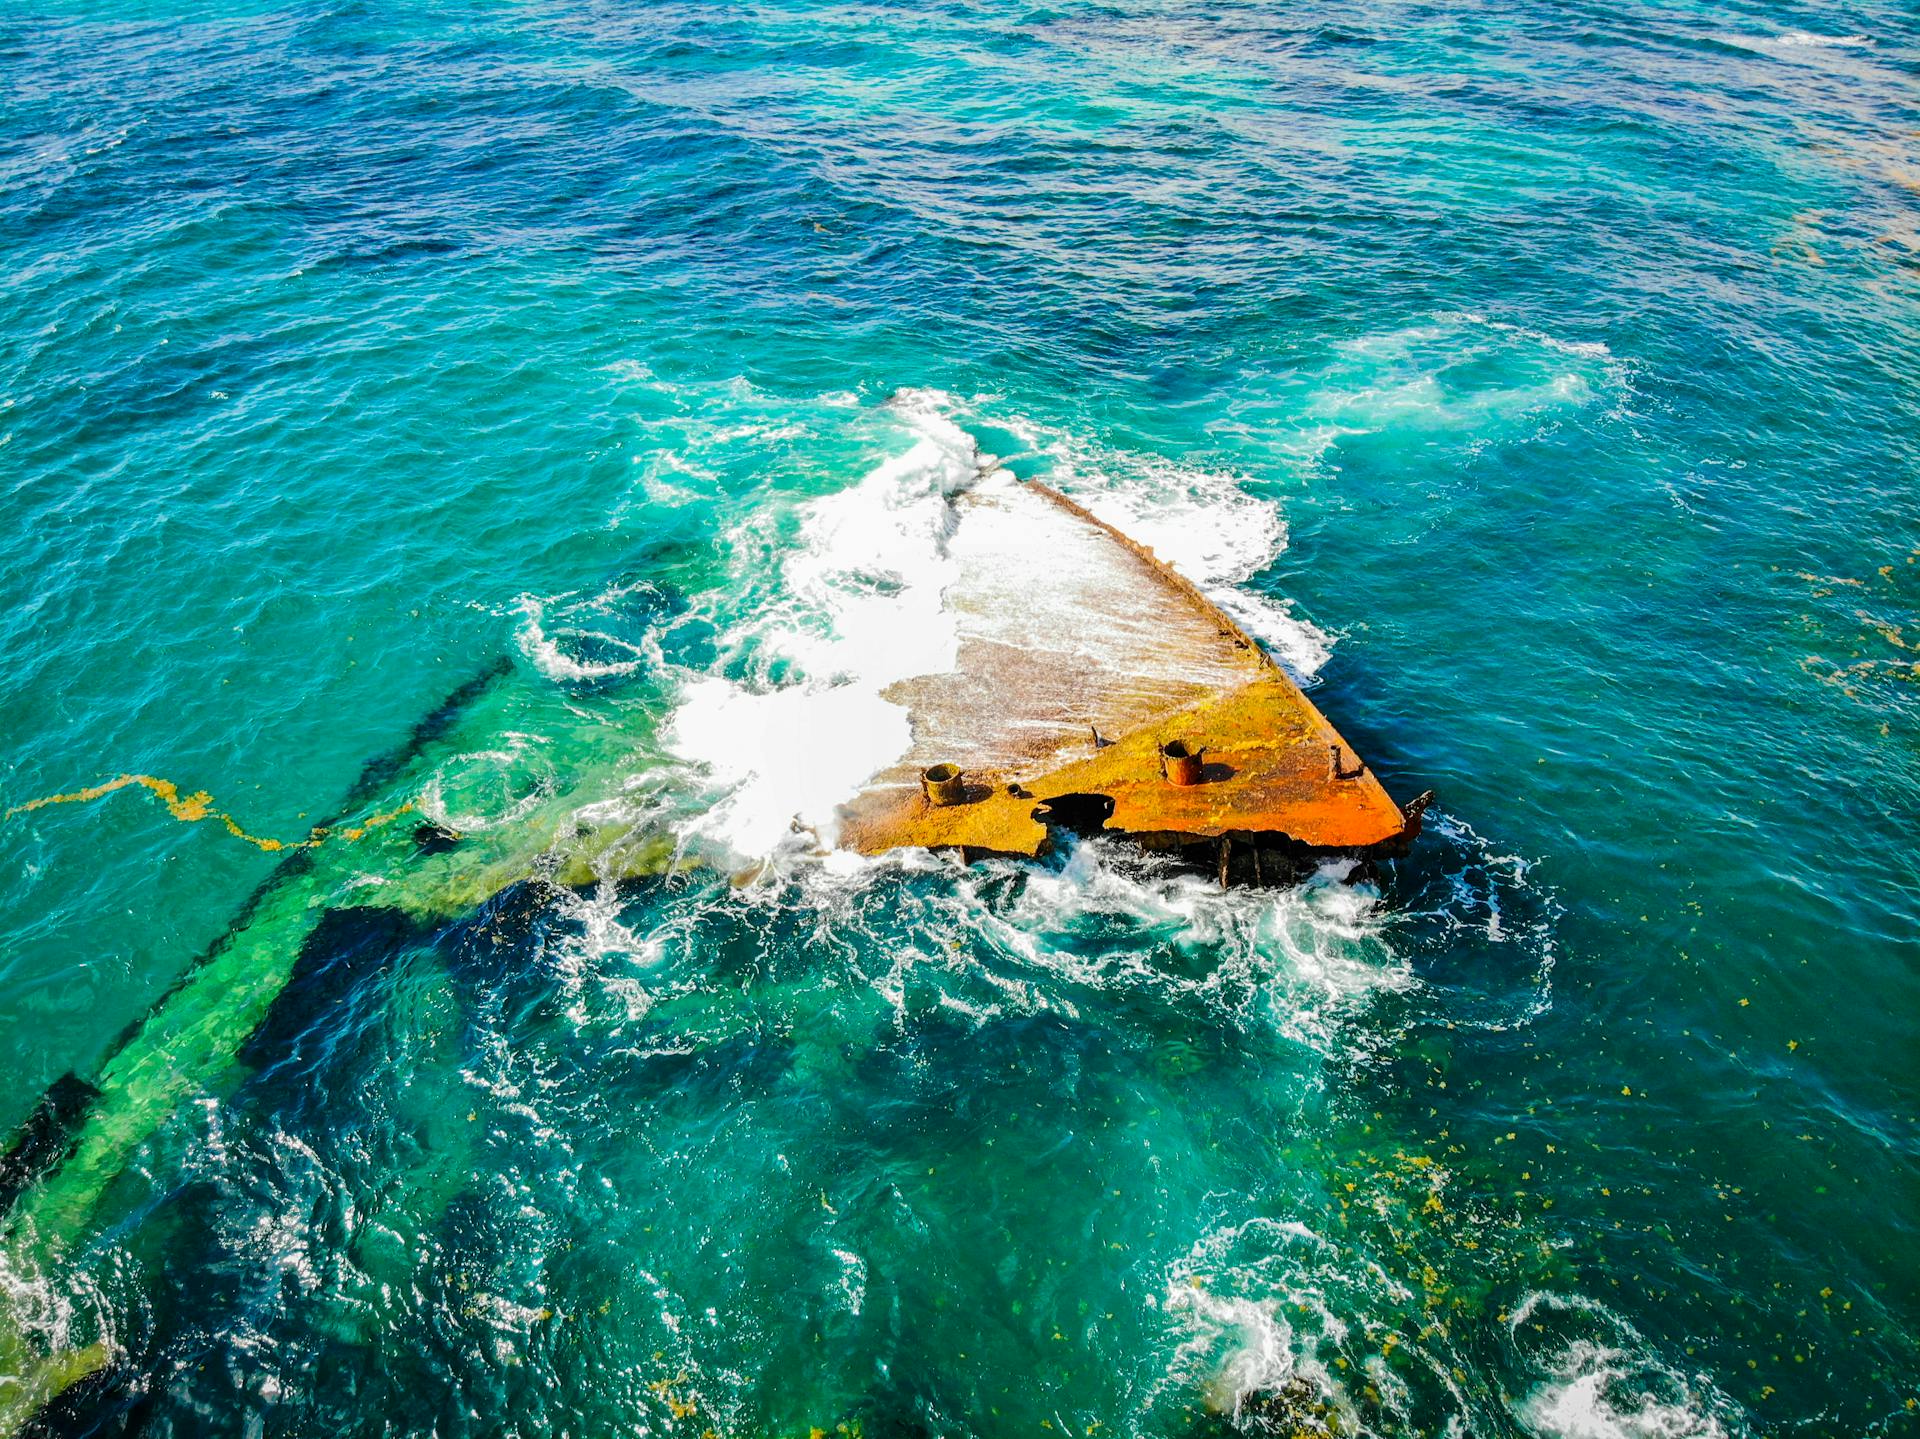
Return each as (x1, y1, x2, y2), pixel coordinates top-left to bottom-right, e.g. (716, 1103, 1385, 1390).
(1756, 30, 1872, 49)
(1508, 1294, 1744, 1439)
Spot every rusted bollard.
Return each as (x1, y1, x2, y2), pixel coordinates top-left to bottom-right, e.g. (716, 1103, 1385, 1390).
(922, 763, 966, 807)
(1160, 740, 1204, 787)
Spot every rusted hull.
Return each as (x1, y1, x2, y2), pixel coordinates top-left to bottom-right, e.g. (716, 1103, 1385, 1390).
(835, 476, 1425, 874)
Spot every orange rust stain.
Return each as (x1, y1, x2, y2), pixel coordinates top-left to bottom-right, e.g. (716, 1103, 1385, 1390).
(834, 476, 1417, 863)
(5, 773, 413, 854)
(839, 677, 1408, 859)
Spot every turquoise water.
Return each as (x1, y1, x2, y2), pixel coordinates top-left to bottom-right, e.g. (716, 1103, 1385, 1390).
(2, 0, 1918, 1434)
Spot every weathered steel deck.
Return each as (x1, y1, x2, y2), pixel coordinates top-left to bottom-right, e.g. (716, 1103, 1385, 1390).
(836, 475, 1424, 864)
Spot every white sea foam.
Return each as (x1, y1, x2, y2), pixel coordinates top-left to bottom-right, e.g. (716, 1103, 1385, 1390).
(1522, 1351, 1729, 1439)
(829, 1245, 868, 1317)
(1169, 1283, 1300, 1411)
(954, 397, 1334, 678)
(1303, 314, 1633, 446)
(1157, 1216, 1360, 1427)
(1760, 30, 1872, 49)
(665, 677, 910, 859)
(515, 581, 657, 682)
(1151, 1239, 1732, 1439)
(1509, 1293, 1742, 1439)
(1067, 468, 1332, 678)
(661, 387, 1365, 858)
(628, 450, 721, 513)
(1438, 311, 1617, 362)
(768, 396, 972, 691)
(1005, 842, 1412, 1032)
(747, 829, 1418, 1064)
(663, 397, 977, 858)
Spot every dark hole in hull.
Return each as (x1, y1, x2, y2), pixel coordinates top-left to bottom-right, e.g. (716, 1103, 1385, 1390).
(1034, 792, 1116, 837)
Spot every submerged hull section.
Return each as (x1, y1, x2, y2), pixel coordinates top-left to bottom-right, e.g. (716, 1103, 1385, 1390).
(836, 477, 1423, 864)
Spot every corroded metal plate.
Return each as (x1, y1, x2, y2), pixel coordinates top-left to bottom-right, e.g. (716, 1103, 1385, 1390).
(835, 476, 1414, 860)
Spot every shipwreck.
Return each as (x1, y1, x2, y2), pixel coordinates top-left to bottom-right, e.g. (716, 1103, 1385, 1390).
(833, 473, 1430, 881)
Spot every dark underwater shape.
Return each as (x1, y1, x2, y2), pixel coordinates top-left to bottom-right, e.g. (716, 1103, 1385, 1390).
(236, 905, 418, 1071)
(0, 1080, 100, 1221)
(0, 659, 529, 1434)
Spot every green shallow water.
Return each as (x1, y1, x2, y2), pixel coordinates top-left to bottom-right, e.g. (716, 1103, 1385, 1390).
(1, 0, 1917, 1434)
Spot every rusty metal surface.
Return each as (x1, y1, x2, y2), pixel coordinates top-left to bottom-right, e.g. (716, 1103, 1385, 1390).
(835, 476, 1410, 861)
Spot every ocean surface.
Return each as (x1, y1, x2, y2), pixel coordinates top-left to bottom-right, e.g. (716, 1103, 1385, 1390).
(2, 1, 1917, 1435)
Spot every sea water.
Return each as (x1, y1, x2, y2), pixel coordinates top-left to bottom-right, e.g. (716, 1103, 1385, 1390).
(1, 1, 1916, 1435)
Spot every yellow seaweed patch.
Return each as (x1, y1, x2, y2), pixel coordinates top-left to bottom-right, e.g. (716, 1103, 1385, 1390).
(1792, 551, 1920, 704)
(646, 1373, 699, 1421)
(4, 773, 414, 854)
